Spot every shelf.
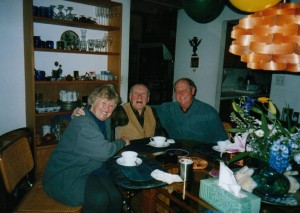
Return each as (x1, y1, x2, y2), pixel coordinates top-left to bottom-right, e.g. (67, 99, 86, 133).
(34, 48, 119, 55)
(36, 143, 57, 149)
(35, 110, 72, 117)
(35, 80, 118, 85)
(33, 16, 120, 31)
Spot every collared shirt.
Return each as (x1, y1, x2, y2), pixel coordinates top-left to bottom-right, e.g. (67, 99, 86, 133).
(130, 103, 146, 127)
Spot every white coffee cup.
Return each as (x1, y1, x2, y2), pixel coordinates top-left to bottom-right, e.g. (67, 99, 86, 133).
(42, 125, 51, 137)
(150, 136, 166, 147)
(121, 151, 138, 166)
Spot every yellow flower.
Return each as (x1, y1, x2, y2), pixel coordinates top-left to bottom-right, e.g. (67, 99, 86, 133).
(257, 97, 269, 103)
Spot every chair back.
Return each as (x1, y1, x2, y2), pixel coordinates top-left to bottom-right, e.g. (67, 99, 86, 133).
(0, 128, 34, 194)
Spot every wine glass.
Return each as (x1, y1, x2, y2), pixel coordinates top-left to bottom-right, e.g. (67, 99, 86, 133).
(94, 39, 101, 52)
(63, 8, 69, 20)
(56, 5, 65, 20)
(49, 5, 56, 18)
(95, 6, 100, 25)
(88, 39, 95, 51)
(101, 38, 107, 52)
(66, 6, 74, 21)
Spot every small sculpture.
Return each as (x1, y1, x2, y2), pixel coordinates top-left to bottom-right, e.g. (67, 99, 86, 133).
(189, 37, 202, 56)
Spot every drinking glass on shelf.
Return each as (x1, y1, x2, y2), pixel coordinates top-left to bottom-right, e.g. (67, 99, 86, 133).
(95, 6, 100, 25)
(81, 29, 87, 38)
(66, 6, 74, 21)
(100, 38, 107, 52)
(80, 39, 87, 51)
(94, 39, 101, 51)
(88, 39, 95, 51)
(99, 5, 105, 25)
(56, 5, 65, 19)
(49, 5, 56, 18)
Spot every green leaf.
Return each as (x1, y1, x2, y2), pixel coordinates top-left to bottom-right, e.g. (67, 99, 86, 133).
(226, 128, 245, 133)
(260, 114, 269, 138)
(251, 107, 263, 115)
(227, 152, 250, 165)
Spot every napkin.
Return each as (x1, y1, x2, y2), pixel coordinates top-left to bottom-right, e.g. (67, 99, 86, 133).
(218, 162, 246, 198)
(151, 169, 183, 184)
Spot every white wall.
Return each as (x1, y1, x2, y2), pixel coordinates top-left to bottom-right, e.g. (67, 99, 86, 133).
(0, 0, 130, 135)
(175, 4, 300, 116)
(174, 6, 243, 107)
(0, 0, 26, 134)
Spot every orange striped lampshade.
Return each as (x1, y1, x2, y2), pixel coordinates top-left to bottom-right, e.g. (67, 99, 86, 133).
(229, 3, 300, 72)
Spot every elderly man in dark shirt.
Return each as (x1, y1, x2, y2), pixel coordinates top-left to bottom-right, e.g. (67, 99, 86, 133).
(153, 78, 228, 143)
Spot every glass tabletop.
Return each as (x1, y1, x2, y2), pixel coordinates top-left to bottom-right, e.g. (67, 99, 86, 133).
(106, 155, 167, 190)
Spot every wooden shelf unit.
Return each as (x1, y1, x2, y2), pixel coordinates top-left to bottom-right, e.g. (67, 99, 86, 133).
(23, 0, 123, 178)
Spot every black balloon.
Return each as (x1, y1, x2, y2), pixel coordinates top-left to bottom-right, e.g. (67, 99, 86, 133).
(182, 0, 226, 23)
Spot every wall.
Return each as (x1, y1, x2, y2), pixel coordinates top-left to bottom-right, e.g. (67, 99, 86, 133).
(174, 6, 243, 107)
(0, 0, 26, 134)
(0, 0, 130, 134)
(175, 3, 300, 118)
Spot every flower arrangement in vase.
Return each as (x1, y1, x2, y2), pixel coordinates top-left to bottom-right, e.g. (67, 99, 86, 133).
(225, 96, 300, 197)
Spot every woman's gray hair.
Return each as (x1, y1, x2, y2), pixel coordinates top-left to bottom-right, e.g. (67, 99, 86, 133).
(88, 84, 119, 106)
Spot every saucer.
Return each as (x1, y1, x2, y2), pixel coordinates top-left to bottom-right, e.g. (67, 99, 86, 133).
(148, 141, 170, 148)
(116, 157, 142, 167)
(166, 139, 175, 144)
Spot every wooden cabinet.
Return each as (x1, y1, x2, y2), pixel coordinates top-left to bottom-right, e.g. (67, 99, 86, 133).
(23, 0, 122, 178)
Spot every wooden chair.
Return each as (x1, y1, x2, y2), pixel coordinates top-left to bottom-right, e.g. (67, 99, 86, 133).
(0, 128, 82, 213)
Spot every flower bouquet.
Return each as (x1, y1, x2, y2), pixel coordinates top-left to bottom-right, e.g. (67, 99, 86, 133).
(227, 96, 300, 173)
(226, 96, 300, 197)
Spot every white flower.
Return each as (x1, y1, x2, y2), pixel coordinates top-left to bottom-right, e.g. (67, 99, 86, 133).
(255, 119, 262, 125)
(254, 129, 264, 138)
(294, 153, 300, 164)
(248, 129, 255, 134)
(267, 124, 274, 130)
(232, 132, 249, 152)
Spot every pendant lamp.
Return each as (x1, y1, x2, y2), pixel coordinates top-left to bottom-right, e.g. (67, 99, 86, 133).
(229, 3, 300, 72)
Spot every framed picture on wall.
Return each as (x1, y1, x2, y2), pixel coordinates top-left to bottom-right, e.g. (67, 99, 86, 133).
(191, 57, 199, 68)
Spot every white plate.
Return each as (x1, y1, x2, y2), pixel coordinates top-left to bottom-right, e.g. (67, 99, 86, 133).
(212, 145, 236, 153)
(116, 157, 142, 167)
(148, 141, 170, 148)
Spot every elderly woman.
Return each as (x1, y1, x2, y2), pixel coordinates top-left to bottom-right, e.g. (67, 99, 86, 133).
(43, 85, 130, 212)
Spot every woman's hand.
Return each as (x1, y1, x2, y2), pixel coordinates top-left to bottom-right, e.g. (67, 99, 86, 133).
(71, 107, 86, 118)
(120, 136, 130, 146)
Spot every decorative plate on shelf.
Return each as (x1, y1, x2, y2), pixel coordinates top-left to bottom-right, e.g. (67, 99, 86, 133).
(60, 30, 79, 50)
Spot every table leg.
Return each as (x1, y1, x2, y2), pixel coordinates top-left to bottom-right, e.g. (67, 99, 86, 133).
(142, 188, 157, 213)
(122, 190, 135, 213)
